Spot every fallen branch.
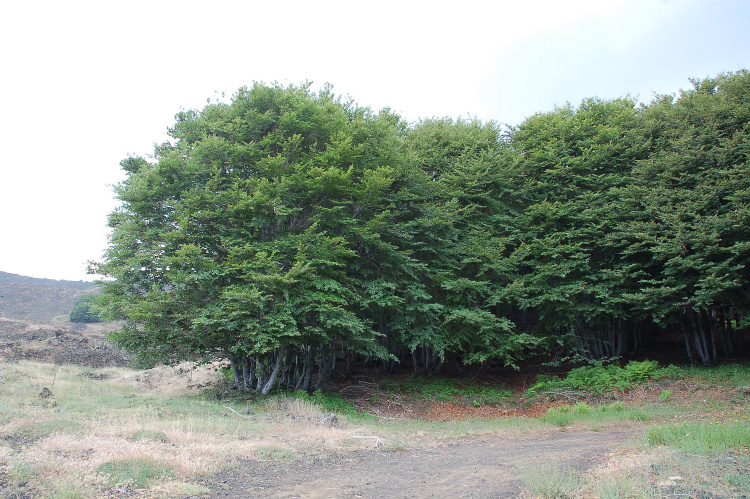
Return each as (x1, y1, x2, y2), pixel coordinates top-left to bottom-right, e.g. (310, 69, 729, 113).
(351, 435, 383, 449)
(539, 390, 584, 402)
(351, 429, 384, 449)
(224, 405, 243, 416)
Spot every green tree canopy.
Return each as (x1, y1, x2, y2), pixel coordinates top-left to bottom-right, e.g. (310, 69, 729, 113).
(96, 83, 405, 393)
(69, 293, 101, 323)
(96, 71, 750, 388)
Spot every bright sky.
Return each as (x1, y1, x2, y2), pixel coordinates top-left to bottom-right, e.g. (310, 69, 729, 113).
(1, 0, 748, 282)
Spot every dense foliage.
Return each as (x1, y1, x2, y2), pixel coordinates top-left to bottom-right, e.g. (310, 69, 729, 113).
(69, 293, 101, 323)
(95, 71, 750, 392)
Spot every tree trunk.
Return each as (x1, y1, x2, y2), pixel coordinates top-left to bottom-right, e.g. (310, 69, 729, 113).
(296, 344, 316, 392)
(315, 344, 337, 391)
(261, 346, 286, 395)
(412, 349, 421, 376)
(242, 358, 254, 391)
(229, 356, 242, 389)
(255, 358, 267, 393)
(683, 323, 695, 364)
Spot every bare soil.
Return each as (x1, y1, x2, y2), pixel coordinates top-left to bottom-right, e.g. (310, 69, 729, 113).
(195, 428, 634, 498)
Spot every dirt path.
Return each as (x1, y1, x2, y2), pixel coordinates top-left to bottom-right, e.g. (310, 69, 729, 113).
(200, 428, 634, 498)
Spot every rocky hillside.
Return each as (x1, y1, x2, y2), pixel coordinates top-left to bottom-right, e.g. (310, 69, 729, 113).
(0, 271, 97, 323)
(0, 318, 130, 367)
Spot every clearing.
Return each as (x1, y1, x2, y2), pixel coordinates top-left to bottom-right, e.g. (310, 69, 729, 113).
(1, 319, 748, 498)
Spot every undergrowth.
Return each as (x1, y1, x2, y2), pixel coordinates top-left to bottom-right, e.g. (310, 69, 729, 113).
(527, 360, 676, 397)
(380, 377, 513, 407)
(289, 389, 373, 418)
(681, 364, 750, 386)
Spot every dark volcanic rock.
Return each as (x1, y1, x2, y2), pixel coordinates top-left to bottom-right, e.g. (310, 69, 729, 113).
(0, 318, 130, 367)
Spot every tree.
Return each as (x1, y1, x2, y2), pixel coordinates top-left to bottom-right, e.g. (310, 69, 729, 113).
(611, 70, 750, 363)
(69, 293, 101, 323)
(96, 71, 750, 383)
(95, 83, 402, 393)
(397, 118, 534, 369)
(507, 97, 654, 360)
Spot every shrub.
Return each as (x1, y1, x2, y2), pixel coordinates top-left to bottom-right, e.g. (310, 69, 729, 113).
(572, 402, 593, 414)
(528, 360, 663, 397)
(69, 294, 101, 323)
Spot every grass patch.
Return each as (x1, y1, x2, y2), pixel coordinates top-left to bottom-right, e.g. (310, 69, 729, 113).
(97, 458, 174, 487)
(593, 474, 652, 499)
(8, 456, 40, 486)
(543, 403, 594, 428)
(647, 421, 750, 454)
(12, 419, 84, 439)
(683, 363, 750, 386)
(254, 446, 296, 461)
(49, 480, 95, 499)
(375, 414, 545, 440)
(381, 377, 513, 407)
(626, 409, 651, 422)
(289, 389, 373, 418)
(626, 451, 750, 498)
(725, 469, 750, 490)
(596, 401, 625, 413)
(521, 464, 580, 498)
(541, 401, 649, 429)
(129, 429, 169, 443)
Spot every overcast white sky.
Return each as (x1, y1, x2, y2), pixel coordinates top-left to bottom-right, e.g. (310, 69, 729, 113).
(1, 0, 748, 282)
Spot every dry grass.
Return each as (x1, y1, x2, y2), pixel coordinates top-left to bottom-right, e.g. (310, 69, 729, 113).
(0, 360, 380, 498)
(3, 359, 747, 497)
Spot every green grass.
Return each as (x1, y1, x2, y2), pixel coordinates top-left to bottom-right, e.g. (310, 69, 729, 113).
(12, 419, 85, 439)
(682, 364, 750, 386)
(289, 389, 374, 418)
(50, 482, 91, 499)
(381, 377, 513, 406)
(97, 458, 174, 487)
(593, 474, 654, 499)
(163, 482, 211, 496)
(725, 469, 750, 490)
(357, 412, 544, 440)
(129, 429, 169, 443)
(541, 401, 651, 429)
(647, 421, 750, 454)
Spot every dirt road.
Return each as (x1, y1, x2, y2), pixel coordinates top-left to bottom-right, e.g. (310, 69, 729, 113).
(201, 428, 634, 498)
